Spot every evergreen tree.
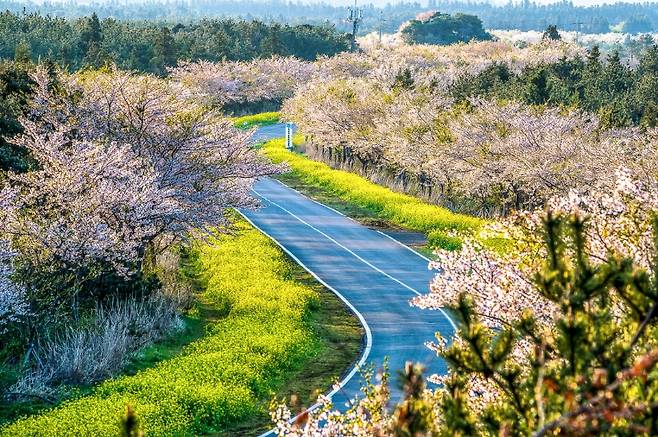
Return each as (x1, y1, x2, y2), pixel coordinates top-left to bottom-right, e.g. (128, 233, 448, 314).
(79, 13, 105, 69)
(438, 211, 658, 435)
(542, 24, 561, 41)
(261, 25, 285, 57)
(152, 26, 176, 74)
(401, 12, 492, 45)
(13, 40, 31, 63)
(393, 68, 415, 91)
(79, 12, 102, 55)
(0, 60, 34, 173)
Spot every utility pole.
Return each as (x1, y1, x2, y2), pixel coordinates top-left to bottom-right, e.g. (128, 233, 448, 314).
(572, 21, 584, 45)
(347, 0, 363, 52)
(378, 10, 386, 44)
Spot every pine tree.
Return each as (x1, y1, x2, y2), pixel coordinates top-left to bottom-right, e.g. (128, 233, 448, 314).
(542, 24, 561, 41)
(13, 40, 32, 63)
(438, 211, 658, 435)
(152, 26, 176, 75)
(79, 13, 104, 69)
(393, 68, 415, 91)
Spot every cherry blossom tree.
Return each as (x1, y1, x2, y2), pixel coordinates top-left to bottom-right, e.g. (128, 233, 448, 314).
(443, 100, 606, 213)
(415, 169, 658, 328)
(284, 75, 656, 215)
(0, 249, 28, 335)
(0, 67, 279, 322)
(170, 56, 316, 108)
(315, 39, 585, 91)
(0, 189, 29, 335)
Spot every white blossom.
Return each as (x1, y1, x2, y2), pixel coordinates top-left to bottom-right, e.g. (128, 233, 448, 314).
(0, 67, 279, 282)
(170, 56, 316, 107)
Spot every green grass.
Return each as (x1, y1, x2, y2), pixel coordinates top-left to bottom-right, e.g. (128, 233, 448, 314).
(1, 220, 362, 436)
(232, 112, 281, 130)
(262, 137, 484, 249)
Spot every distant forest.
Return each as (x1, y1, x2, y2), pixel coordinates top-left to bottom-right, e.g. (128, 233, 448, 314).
(1, 0, 658, 34)
(0, 11, 349, 74)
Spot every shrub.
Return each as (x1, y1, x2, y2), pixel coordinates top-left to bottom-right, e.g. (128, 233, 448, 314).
(10, 294, 183, 398)
(1, 220, 321, 435)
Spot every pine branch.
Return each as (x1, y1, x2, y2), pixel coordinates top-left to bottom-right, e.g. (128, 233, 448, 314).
(534, 349, 658, 437)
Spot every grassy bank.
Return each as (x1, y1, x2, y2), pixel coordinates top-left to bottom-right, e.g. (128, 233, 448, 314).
(1, 220, 362, 436)
(232, 112, 281, 130)
(262, 137, 484, 249)
(0, 312, 209, 427)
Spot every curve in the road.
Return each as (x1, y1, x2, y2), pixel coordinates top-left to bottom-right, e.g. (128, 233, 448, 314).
(241, 178, 455, 425)
(238, 208, 373, 414)
(252, 185, 455, 328)
(246, 125, 455, 434)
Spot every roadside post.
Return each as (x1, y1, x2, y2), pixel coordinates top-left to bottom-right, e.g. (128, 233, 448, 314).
(285, 122, 294, 150)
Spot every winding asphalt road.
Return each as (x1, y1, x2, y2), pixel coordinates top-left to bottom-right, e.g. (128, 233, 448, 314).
(242, 125, 455, 414)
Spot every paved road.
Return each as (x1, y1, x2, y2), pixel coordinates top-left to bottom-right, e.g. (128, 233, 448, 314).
(251, 123, 295, 143)
(241, 178, 455, 409)
(243, 124, 454, 421)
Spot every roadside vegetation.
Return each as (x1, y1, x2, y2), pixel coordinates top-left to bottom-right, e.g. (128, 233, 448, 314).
(281, 41, 658, 216)
(252, 35, 658, 436)
(0, 58, 359, 435)
(2, 13, 658, 435)
(1, 219, 362, 435)
(274, 174, 658, 435)
(262, 137, 483, 250)
(233, 111, 281, 130)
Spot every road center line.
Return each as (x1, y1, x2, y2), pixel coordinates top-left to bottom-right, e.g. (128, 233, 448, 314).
(270, 178, 432, 263)
(252, 187, 457, 331)
(375, 230, 432, 263)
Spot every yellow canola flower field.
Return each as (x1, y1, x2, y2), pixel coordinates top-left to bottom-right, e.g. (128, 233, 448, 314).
(1, 220, 320, 436)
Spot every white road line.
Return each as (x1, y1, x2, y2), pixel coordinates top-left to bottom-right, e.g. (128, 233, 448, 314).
(252, 188, 458, 332)
(238, 210, 372, 437)
(270, 178, 356, 222)
(375, 230, 432, 263)
(268, 178, 430, 263)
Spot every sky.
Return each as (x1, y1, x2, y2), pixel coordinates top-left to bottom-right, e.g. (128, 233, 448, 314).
(36, 0, 655, 5)
(260, 0, 649, 5)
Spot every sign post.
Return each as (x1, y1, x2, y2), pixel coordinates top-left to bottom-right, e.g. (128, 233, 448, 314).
(285, 123, 294, 150)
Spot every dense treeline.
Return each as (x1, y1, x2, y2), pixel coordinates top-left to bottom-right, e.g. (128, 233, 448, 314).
(2, 0, 658, 34)
(1, 0, 424, 35)
(0, 11, 349, 74)
(0, 60, 33, 173)
(401, 11, 492, 45)
(452, 45, 658, 128)
(431, 0, 658, 33)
